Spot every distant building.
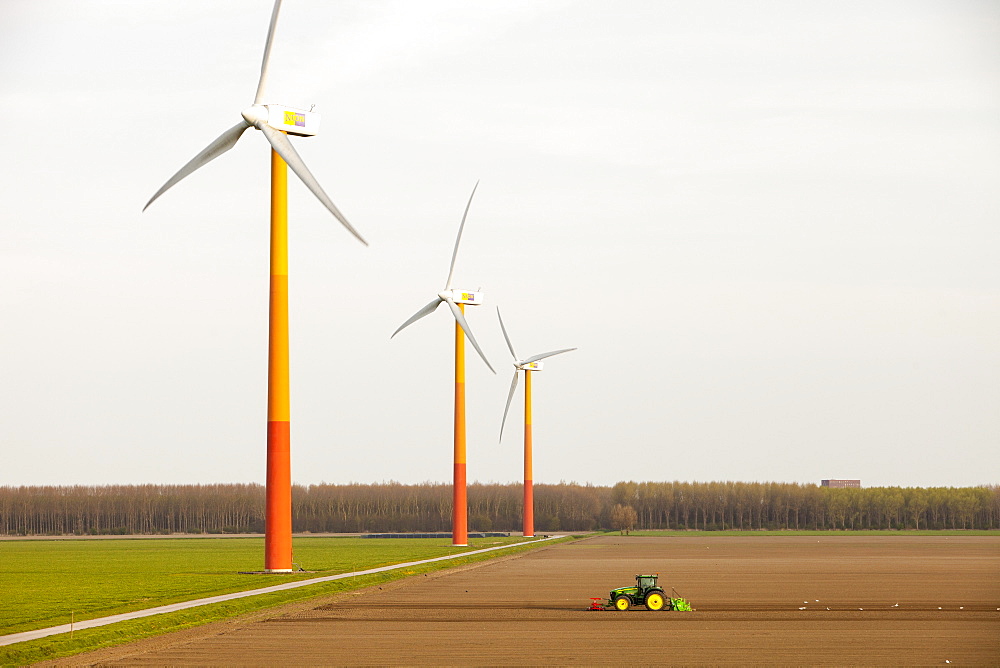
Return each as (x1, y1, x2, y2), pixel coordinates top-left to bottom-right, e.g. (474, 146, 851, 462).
(821, 479, 861, 488)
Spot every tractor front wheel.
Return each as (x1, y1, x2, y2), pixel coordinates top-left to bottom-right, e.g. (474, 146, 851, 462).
(644, 591, 665, 611)
(613, 595, 631, 611)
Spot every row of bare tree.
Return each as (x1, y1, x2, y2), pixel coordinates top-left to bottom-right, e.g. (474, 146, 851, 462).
(0, 481, 996, 536)
(609, 481, 999, 531)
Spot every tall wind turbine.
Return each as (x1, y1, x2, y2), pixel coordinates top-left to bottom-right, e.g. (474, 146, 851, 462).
(144, 0, 366, 573)
(497, 308, 575, 538)
(392, 182, 495, 547)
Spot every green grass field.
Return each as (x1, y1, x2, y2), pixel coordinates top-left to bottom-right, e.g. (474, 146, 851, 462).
(0, 535, 560, 666)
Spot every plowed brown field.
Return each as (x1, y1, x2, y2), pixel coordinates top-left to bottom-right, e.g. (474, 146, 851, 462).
(55, 535, 999, 666)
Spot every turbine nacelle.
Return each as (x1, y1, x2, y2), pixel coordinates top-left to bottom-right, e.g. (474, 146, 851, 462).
(515, 360, 544, 371)
(241, 104, 320, 137)
(440, 289, 484, 306)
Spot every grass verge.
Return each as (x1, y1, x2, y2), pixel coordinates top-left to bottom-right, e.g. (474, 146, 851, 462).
(1, 535, 575, 666)
(0, 536, 534, 635)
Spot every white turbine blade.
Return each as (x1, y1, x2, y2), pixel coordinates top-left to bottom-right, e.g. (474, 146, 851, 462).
(254, 0, 282, 104)
(143, 122, 251, 211)
(496, 307, 518, 360)
(391, 298, 442, 338)
(258, 123, 368, 246)
(444, 180, 479, 290)
(499, 371, 519, 443)
(524, 348, 578, 364)
(445, 298, 496, 374)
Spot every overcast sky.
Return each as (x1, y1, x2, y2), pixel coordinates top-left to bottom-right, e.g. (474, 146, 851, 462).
(1, 0, 997, 490)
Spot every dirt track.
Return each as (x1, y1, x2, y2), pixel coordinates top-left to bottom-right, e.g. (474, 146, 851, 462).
(55, 535, 999, 666)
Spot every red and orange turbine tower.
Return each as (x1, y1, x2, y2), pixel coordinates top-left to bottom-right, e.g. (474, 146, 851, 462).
(392, 182, 495, 547)
(497, 308, 576, 538)
(144, 0, 367, 572)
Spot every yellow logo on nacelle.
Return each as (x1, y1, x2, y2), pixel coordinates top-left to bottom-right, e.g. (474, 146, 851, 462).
(283, 111, 306, 128)
(462, 293, 475, 301)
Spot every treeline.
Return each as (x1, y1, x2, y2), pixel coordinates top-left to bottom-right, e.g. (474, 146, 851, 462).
(609, 481, 999, 532)
(0, 481, 997, 536)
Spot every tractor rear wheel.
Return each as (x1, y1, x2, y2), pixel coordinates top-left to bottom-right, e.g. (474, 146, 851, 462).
(644, 591, 665, 611)
(613, 595, 630, 611)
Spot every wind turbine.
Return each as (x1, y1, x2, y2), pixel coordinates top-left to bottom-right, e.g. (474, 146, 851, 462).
(144, 0, 366, 573)
(497, 308, 575, 538)
(392, 182, 495, 547)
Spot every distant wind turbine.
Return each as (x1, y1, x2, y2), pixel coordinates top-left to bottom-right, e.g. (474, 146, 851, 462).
(392, 182, 495, 547)
(497, 308, 575, 538)
(143, 0, 366, 572)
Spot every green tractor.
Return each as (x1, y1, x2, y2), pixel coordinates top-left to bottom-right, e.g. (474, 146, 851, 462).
(608, 574, 691, 611)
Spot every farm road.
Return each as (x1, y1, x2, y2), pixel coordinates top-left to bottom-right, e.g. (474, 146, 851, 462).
(50, 535, 1000, 666)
